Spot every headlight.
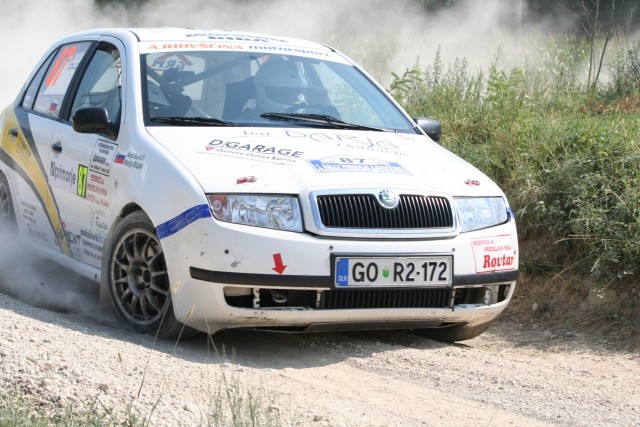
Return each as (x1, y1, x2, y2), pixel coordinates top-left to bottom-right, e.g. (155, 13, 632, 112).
(207, 194, 302, 232)
(454, 197, 509, 232)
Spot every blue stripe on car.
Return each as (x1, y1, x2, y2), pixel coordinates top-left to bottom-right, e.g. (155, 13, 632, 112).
(156, 204, 211, 239)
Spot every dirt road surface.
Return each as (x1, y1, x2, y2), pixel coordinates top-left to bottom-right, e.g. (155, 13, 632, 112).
(1, 278, 639, 427)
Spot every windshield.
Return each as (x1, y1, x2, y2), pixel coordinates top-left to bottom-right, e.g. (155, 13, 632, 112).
(142, 50, 416, 132)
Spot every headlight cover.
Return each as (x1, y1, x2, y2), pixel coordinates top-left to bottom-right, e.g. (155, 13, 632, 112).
(454, 197, 509, 232)
(207, 194, 303, 232)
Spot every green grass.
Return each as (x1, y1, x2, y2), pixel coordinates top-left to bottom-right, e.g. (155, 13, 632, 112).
(0, 392, 117, 426)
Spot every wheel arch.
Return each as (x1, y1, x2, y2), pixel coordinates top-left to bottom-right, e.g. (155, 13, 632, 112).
(99, 202, 150, 312)
(99, 205, 194, 338)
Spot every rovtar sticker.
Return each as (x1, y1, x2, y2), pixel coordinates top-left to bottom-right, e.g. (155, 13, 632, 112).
(471, 235, 516, 273)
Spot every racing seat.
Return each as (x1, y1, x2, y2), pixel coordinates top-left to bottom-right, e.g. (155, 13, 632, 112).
(222, 77, 255, 120)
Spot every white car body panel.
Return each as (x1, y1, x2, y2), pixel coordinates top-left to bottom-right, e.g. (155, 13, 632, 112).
(145, 127, 501, 195)
(0, 28, 519, 338)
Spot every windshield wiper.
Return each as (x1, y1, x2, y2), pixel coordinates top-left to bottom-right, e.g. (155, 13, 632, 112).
(150, 116, 241, 126)
(260, 113, 389, 132)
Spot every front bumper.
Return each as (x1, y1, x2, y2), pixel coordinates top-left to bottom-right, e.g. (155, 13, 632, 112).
(177, 281, 516, 334)
(162, 216, 519, 334)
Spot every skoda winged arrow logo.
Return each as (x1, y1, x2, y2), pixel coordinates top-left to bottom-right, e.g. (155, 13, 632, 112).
(377, 189, 400, 209)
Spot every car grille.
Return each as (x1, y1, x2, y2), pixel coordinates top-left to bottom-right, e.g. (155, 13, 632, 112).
(319, 288, 451, 309)
(315, 194, 453, 229)
(226, 288, 452, 310)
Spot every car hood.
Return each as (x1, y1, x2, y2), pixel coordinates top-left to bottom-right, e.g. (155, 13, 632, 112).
(146, 127, 503, 196)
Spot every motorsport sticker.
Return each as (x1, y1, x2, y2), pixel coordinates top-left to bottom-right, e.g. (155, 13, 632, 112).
(245, 44, 334, 60)
(471, 235, 516, 273)
(84, 172, 110, 209)
(274, 129, 409, 156)
(235, 129, 410, 157)
(90, 208, 108, 235)
(141, 42, 244, 52)
(80, 227, 104, 263)
(20, 201, 51, 245)
(9, 129, 33, 165)
(27, 223, 50, 245)
(49, 157, 78, 194)
(56, 221, 82, 258)
(307, 156, 410, 174)
(19, 200, 37, 226)
(202, 139, 303, 164)
(187, 32, 289, 43)
(77, 164, 88, 198)
(114, 151, 145, 169)
(90, 140, 117, 176)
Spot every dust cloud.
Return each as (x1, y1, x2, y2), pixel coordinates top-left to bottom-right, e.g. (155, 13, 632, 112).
(0, 0, 561, 315)
(0, 0, 566, 106)
(0, 230, 107, 319)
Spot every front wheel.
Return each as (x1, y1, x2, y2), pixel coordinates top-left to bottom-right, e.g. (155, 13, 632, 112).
(106, 211, 193, 339)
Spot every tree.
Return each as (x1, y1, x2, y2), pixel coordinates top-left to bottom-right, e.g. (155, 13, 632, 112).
(556, 0, 636, 89)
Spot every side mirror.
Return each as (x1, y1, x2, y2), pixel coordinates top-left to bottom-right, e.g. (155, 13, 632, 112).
(413, 117, 441, 142)
(72, 107, 118, 140)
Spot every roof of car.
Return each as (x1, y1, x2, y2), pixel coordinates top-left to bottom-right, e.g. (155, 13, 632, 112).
(65, 27, 333, 52)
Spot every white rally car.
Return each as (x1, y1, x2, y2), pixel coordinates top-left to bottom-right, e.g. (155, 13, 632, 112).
(0, 28, 518, 341)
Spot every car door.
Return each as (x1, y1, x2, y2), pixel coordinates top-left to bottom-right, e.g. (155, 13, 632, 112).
(49, 40, 123, 268)
(4, 41, 92, 257)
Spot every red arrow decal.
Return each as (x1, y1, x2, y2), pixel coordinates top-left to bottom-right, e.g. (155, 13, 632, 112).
(272, 253, 287, 274)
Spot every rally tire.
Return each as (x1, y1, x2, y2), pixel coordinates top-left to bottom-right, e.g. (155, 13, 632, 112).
(412, 320, 495, 342)
(106, 210, 195, 340)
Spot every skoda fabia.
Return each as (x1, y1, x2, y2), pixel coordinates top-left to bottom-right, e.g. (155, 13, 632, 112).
(0, 28, 518, 340)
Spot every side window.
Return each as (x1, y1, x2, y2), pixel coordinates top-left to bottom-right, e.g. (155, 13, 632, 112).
(71, 43, 122, 124)
(32, 42, 91, 118)
(21, 52, 56, 110)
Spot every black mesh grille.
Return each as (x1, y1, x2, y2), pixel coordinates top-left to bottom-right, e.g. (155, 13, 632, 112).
(316, 194, 453, 229)
(319, 288, 451, 309)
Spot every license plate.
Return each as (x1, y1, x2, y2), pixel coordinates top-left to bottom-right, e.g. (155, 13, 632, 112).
(334, 255, 452, 287)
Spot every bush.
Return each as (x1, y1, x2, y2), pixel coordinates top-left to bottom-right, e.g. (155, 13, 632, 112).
(390, 39, 640, 289)
(609, 40, 640, 98)
(533, 119, 640, 279)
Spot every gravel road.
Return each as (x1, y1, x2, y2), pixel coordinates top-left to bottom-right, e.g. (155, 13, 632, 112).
(0, 248, 638, 426)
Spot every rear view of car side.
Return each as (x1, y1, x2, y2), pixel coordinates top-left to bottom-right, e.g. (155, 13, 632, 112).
(0, 28, 518, 341)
